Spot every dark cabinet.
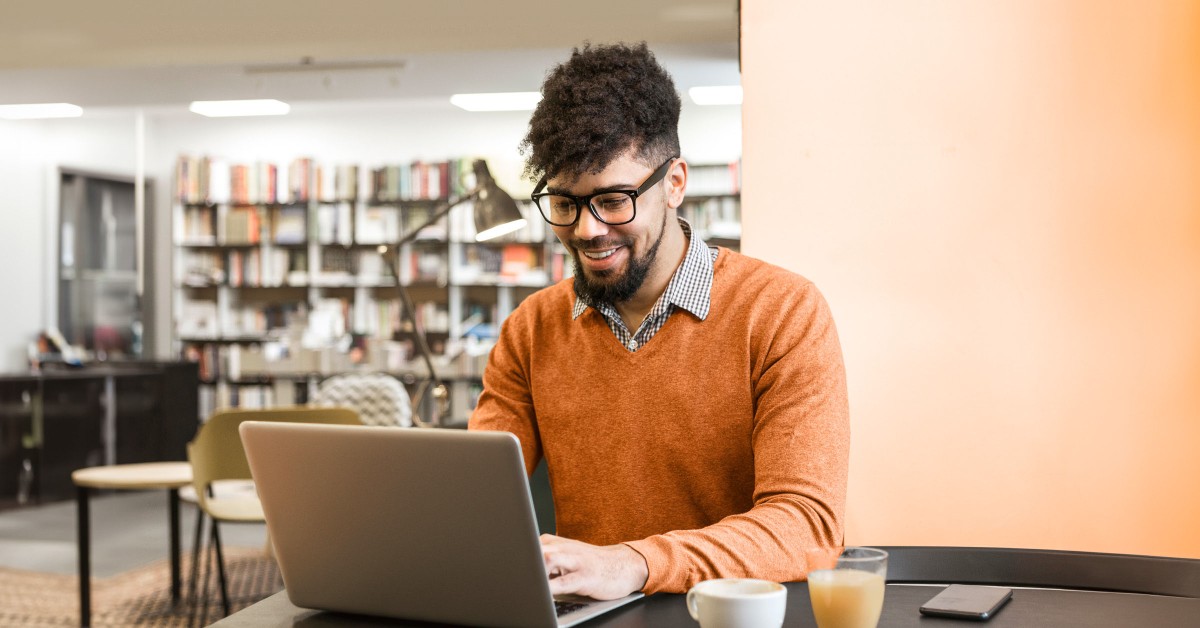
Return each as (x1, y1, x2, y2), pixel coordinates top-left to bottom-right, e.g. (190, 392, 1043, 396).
(115, 373, 165, 464)
(0, 379, 37, 509)
(114, 362, 198, 463)
(0, 361, 199, 509)
(40, 376, 106, 502)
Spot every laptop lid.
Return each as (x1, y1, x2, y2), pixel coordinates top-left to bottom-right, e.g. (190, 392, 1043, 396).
(239, 421, 639, 627)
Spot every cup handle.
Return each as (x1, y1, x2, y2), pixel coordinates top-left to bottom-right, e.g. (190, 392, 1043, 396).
(686, 588, 700, 621)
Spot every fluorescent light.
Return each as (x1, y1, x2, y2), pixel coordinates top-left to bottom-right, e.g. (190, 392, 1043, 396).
(0, 103, 83, 120)
(476, 219, 528, 242)
(189, 99, 290, 117)
(688, 86, 743, 106)
(451, 92, 542, 112)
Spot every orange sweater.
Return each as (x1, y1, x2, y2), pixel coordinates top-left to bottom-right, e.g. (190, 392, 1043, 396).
(469, 249, 849, 594)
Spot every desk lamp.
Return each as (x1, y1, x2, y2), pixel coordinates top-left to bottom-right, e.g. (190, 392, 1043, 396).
(383, 159, 526, 426)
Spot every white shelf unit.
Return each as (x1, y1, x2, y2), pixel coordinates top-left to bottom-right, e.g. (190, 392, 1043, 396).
(172, 155, 560, 424)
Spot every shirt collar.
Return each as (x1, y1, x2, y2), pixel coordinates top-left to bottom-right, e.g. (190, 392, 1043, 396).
(571, 218, 715, 320)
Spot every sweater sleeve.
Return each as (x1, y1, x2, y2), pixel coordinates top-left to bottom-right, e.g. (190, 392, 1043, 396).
(468, 300, 543, 475)
(624, 279, 850, 593)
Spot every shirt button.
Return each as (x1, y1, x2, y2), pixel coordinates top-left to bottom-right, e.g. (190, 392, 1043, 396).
(627, 340, 638, 351)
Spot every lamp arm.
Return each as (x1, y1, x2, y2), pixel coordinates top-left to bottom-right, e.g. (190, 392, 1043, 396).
(393, 277, 440, 396)
(393, 188, 482, 248)
(391, 186, 483, 426)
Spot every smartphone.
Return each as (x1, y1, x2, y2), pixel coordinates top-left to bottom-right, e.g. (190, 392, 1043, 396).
(919, 584, 1013, 621)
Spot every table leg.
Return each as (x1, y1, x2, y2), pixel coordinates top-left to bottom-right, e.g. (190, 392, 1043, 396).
(76, 485, 91, 628)
(169, 488, 182, 604)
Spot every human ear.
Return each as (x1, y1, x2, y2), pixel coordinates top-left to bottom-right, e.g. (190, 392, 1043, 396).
(665, 159, 688, 209)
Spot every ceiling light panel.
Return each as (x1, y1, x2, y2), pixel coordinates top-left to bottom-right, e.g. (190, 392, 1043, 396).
(0, 103, 83, 120)
(688, 86, 742, 106)
(189, 99, 291, 117)
(450, 92, 542, 112)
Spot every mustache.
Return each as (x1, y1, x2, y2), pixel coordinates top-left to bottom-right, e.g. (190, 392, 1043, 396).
(569, 236, 633, 250)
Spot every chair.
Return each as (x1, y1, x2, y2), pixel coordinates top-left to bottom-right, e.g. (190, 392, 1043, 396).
(186, 406, 360, 620)
(880, 546, 1200, 598)
(312, 372, 414, 427)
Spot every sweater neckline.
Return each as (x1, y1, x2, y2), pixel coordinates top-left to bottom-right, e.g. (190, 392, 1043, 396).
(571, 248, 727, 358)
(581, 294, 694, 359)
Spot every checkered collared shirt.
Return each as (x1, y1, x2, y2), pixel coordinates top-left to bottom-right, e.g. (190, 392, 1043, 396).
(572, 219, 719, 352)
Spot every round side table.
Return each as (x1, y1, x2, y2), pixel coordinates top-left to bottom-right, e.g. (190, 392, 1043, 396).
(72, 462, 192, 627)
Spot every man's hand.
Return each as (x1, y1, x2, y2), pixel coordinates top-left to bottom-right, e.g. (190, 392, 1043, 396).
(540, 534, 649, 600)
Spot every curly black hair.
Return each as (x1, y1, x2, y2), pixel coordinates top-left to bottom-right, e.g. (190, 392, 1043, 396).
(521, 42, 681, 184)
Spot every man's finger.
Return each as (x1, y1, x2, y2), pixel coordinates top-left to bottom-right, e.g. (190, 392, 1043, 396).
(543, 546, 580, 574)
(548, 570, 585, 596)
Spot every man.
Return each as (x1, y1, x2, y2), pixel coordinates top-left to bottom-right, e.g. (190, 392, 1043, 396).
(469, 42, 849, 600)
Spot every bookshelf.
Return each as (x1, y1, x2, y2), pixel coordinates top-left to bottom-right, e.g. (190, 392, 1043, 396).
(172, 156, 740, 423)
(173, 155, 550, 422)
(679, 161, 742, 251)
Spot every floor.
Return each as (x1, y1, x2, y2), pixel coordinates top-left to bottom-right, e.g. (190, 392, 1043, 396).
(0, 490, 268, 577)
(0, 462, 554, 579)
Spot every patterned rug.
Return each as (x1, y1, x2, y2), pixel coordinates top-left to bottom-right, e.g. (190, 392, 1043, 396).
(0, 547, 282, 627)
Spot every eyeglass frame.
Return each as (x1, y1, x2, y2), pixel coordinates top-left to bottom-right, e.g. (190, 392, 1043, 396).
(530, 155, 679, 227)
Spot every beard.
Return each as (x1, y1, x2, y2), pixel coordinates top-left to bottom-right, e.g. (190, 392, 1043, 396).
(571, 209, 668, 305)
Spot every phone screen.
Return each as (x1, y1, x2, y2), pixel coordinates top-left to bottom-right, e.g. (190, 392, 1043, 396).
(919, 584, 1013, 620)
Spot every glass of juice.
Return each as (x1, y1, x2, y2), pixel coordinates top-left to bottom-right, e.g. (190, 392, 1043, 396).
(806, 547, 888, 628)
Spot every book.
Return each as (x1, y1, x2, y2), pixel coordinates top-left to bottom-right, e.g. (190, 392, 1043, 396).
(357, 205, 400, 244)
(316, 203, 354, 245)
(289, 158, 313, 202)
(180, 206, 217, 244)
(208, 158, 231, 204)
(500, 244, 537, 279)
(355, 250, 388, 284)
(335, 164, 359, 202)
(401, 204, 447, 241)
(178, 301, 219, 338)
(319, 247, 355, 282)
(272, 206, 307, 244)
(411, 247, 446, 284)
(182, 250, 224, 286)
(223, 206, 261, 244)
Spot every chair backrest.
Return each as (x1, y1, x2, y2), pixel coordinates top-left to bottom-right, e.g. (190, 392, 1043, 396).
(880, 546, 1200, 598)
(187, 406, 360, 512)
(312, 372, 413, 427)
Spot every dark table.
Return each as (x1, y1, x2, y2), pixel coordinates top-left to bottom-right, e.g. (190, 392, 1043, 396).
(212, 581, 1200, 627)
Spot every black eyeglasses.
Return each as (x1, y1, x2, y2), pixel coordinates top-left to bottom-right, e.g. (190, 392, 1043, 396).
(530, 156, 678, 227)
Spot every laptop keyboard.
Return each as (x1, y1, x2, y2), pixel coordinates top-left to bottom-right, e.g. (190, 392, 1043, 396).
(555, 600, 592, 616)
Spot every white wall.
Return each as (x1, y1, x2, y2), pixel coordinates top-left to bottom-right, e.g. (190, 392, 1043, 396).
(0, 102, 741, 370)
(0, 122, 49, 369)
(0, 115, 140, 371)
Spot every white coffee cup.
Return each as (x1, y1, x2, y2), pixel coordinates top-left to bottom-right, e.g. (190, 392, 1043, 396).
(686, 578, 787, 628)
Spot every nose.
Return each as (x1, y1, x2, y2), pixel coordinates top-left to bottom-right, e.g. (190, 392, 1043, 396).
(572, 205, 609, 241)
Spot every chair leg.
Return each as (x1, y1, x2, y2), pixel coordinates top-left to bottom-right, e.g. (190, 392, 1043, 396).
(197, 517, 214, 628)
(212, 520, 231, 616)
(189, 507, 204, 601)
(186, 507, 205, 627)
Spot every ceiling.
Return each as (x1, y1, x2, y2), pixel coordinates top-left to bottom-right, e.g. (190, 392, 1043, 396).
(1, 0, 741, 111)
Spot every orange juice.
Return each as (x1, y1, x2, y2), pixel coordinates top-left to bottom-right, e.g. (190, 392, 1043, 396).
(807, 569, 886, 628)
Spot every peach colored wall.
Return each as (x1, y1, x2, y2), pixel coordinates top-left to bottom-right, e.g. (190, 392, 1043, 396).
(740, 1, 1200, 557)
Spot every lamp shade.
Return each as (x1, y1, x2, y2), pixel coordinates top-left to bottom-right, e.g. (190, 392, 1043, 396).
(471, 160, 527, 241)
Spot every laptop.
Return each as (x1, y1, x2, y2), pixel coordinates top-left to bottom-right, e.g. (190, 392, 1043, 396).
(239, 421, 643, 627)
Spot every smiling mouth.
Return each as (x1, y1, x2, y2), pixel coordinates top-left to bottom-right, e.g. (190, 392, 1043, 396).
(581, 248, 619, 260)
